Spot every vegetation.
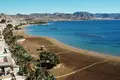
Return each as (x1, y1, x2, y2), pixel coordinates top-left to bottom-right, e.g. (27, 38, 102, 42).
(39, 51, 60, 69)
(14, 23, 26, 30)
(3, 24, 58, 80)
(12, 35, 24, 41)
(25, 19, 47, 24)
(14, 26, 20, 30)
(29, 21, 47, 24)
(26, 68, 54, 80)
(0, 19, 6, 23)
(7, 24, 13, 29)
(3, 24, 13, 45)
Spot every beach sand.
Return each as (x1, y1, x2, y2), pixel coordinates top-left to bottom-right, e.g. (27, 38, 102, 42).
(13, 24, 120, 80)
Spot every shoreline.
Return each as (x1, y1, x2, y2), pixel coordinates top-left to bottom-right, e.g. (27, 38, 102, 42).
(16, 24, 120, 62)
(43, 36, 120, 62)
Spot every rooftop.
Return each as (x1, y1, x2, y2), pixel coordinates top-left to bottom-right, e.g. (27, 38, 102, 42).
(0, 56, 12, 67)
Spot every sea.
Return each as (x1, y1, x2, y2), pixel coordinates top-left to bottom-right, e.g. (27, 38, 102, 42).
(25, 20, 120, 56)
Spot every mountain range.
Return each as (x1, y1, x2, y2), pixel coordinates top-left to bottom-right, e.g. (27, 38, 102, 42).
(1, 12, 120, 25)
(11, 12, 120, 21)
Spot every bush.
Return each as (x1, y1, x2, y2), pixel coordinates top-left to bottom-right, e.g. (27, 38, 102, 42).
(0, 19, 6, 23)
(39, 51, 60, 69)
(7, 24, 13, 29)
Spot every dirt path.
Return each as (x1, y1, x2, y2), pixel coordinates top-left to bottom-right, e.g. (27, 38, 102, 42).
(56, 60, 109, 79)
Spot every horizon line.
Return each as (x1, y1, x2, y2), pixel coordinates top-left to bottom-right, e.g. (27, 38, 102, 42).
(1, 11, 120, 15)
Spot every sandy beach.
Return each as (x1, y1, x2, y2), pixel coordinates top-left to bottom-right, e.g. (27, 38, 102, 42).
(13, 24, 120, 80)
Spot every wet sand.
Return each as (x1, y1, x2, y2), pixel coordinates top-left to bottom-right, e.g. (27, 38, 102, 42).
(13, 24, 120, 80)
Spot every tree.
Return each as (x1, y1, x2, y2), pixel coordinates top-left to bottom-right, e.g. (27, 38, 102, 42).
(0, 19, 6, 23)
(14, 26, 19, 30)
(3, 24, 56, 80)
(26, 68, 55, 80)
(11, 35, 24, 43)
(39, 51, 60, 69)
(6, 24, 13, 29)
(10, 44, 35, 75)
(3, 28, 13, 45)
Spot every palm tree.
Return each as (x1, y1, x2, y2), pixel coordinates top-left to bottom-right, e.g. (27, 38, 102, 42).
(6, 24, 13, 29)
(39, 51, 60, 69)
(3, 27, 13, 45)
(26, 68, 55, 80)
(3, 24, 56, 80)
(0, 19, 6, 23)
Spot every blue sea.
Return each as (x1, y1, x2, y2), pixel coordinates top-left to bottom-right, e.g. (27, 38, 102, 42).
(25, 20, 120, 56)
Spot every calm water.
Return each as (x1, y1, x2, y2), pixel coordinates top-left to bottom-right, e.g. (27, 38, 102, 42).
(25, 20, 120, 56)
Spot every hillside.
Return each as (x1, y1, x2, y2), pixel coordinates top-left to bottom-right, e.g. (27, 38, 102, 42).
(11, 12, 120, 21)
(1, 12, 120, 24)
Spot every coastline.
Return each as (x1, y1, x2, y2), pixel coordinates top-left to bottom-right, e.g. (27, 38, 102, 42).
(14, 24, 120, 62)
(13, 24, 120, 79)
(45, 37, 120, 61)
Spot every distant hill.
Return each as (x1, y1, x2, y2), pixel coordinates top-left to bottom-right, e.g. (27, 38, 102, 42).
(73, 12, 95, 20)
(11, 12, 96, 21)
(1, 12, 120, 24)
(11, 12, 120, 21)
(0, 13, 26, 26)
(95, 13, 120, 19)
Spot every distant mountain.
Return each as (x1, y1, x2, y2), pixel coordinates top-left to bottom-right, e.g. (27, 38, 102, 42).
(73, 12, 95, 20)
(12, 12, 96, 21)
(13, 12, 120, 21)
(95, 13, 120, 19)
(1, 12, 120, 23)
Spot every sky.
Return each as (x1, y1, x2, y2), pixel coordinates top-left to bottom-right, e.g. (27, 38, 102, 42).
(0, 0, 120, 14)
